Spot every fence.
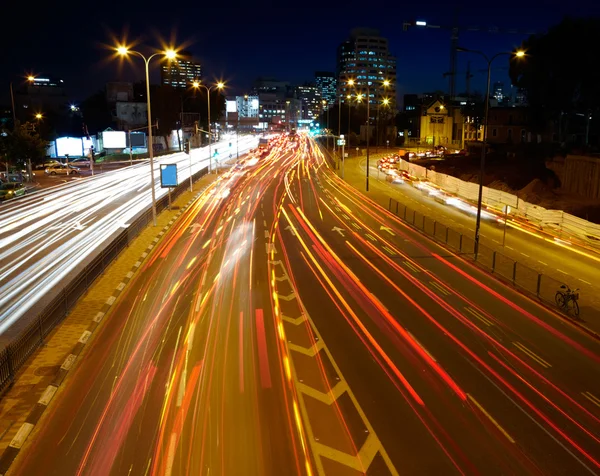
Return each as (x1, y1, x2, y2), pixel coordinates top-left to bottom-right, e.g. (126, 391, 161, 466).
(388, 197, 568, 307)
(393, 158, 600, 249)
(0, 166, 210, 397)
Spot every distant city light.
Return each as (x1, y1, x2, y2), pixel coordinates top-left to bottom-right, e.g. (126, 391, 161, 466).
(416, 20, 427, 26)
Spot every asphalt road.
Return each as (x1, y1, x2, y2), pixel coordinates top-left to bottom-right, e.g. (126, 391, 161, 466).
(0, 137, 258, 344)
(11, 134, 600, 475)
(343, 156, 600, 323)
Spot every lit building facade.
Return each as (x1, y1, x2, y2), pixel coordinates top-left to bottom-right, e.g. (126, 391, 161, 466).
(236, 95, 259, 118)
(315, 71, 337, 107)
(296, 84, 322, 120)
(258, 94, 301, 129)
(493, 81, 504, 103)
(160, 51, 202, 89)
(336, 28, 396, 108)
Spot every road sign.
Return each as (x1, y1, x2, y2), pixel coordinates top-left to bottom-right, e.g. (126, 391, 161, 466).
(337, 139, 346, 146)
(160, 164, 178, 188)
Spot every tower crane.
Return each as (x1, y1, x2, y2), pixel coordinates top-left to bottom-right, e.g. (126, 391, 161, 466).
(402, 19, 538, 102)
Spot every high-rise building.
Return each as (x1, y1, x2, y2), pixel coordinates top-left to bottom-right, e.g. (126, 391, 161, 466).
(236, 95, 259, 118)
(160, 51, 202, 89)
(493, 81, 504, 103)
(336, 28, 396, 107)
(296, 84, 322, 120)
(510, 85, 527, 107)
(315, 72, 337, 107)
(252, 78, 290, 98)
(14, 75, 68, 122)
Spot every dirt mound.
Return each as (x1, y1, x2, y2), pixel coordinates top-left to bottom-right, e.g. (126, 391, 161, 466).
(519, 178, 552, 203)
(487, 180, 515, 193)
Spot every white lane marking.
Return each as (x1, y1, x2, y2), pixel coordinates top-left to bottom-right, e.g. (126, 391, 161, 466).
(579, 278, 592, 285)
(521, 253, 530, 258)
(61, 354, 76, 371)
(538, 260, 548, 266)
(9, 423, 34, 449)
(38, 385, 58, 406)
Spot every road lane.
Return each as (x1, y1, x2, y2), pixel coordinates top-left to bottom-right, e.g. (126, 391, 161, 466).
(272, 148, 600, 474)
(0, 137, 258, 344)
(10, 133, 600, 475)
(345, 156, 600, 316)
(11, 140, 315, 475)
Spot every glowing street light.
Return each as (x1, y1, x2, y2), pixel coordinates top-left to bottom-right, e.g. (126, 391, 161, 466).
(115, 44, 179, 225)
(34, 113, 43, 120)
(191, 80, 225, 173)
(457, 46, 526, 258)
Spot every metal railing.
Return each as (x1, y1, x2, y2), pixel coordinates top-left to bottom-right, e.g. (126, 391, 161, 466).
(0, 166, 210, 397)
(388, 197, 568, 307)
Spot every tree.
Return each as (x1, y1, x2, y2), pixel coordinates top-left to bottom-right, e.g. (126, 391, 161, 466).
(509, 17, 600, 143)
(3, 124, 49, 168)
(151, 85, 181, 151)
(81, 89, 113, 136)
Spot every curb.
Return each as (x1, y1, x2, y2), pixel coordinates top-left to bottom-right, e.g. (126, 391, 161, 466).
(0, 186, 208, 475)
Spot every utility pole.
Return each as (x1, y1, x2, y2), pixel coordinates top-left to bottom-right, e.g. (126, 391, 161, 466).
(465, 62, 473, 97)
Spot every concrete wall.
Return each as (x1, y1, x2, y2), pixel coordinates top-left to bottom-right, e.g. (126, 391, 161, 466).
(547, 155, 600, 199)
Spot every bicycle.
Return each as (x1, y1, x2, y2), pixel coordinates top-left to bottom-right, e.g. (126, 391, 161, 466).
(555, 285, 580, 317)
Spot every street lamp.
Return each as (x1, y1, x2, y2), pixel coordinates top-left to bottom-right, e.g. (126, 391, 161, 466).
(117, 45, 178, 226)
(457, 46, 525, 258)
(34, 113, 43, 120)
(348, 79, 372, 191)
(192, 80, 225, 174)
(375, 79, 392, 152)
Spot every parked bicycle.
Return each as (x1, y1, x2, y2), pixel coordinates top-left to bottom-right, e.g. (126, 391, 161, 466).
(555, 285, 580, 317)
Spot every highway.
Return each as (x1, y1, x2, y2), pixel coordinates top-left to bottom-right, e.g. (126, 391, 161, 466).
(11, 134, 600, 475)
(0, 136, 257, 344)
(345, 156, 600, 319)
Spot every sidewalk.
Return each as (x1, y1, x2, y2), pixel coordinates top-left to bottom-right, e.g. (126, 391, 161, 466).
(338, 154, 600, 339)
(0, 172, 218, 458)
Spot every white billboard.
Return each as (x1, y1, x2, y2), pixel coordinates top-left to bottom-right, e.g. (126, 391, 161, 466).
(102, 130, 126, 149)
(226, 100, 237, 113)
(56, 137, 83, 157)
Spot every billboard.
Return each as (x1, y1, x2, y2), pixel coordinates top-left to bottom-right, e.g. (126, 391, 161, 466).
(126, 132, 146, 148)
(160, 164, 178, 188)
(226, 100, 237, 113)
(56, 137, 83, 157)
(116, 102, 147, 127)
(102, 130, 127, 149)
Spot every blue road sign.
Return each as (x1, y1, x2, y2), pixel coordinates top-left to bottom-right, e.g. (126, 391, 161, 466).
(160, 164, 178, 188)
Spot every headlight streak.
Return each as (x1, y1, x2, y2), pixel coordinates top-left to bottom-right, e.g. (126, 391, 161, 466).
(308, 153, 600, 470)
(0, 137, 259, 334)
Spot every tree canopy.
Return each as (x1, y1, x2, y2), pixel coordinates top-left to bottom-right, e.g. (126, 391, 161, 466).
(509, 17, 600, 133)
(1, 124, 49, 166)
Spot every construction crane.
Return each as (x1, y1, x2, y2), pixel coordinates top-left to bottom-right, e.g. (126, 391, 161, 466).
(402, 19, 538, 103)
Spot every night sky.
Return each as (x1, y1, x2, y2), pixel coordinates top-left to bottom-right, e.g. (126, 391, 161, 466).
(2, 1, 598, 106)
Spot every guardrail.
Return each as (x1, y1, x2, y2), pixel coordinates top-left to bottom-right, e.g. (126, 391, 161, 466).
(388, 196, 568, 308)
(0, 166, 210, 398)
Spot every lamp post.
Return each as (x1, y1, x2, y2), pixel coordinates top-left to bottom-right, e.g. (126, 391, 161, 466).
(346, 94, 353, 146)
(192, 80, 225, 174)
(9, 76, 36, 130)
(376, 79, 391, 152)
(366, 81, 371, 191)
(457, 47, 525, 257)
(380, 97, 390, 151)
(321, 100, 329, 150)
(117, 45, 177, 226)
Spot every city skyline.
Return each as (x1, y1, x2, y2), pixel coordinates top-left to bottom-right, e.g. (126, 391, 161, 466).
(1, 1, 598, 105)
